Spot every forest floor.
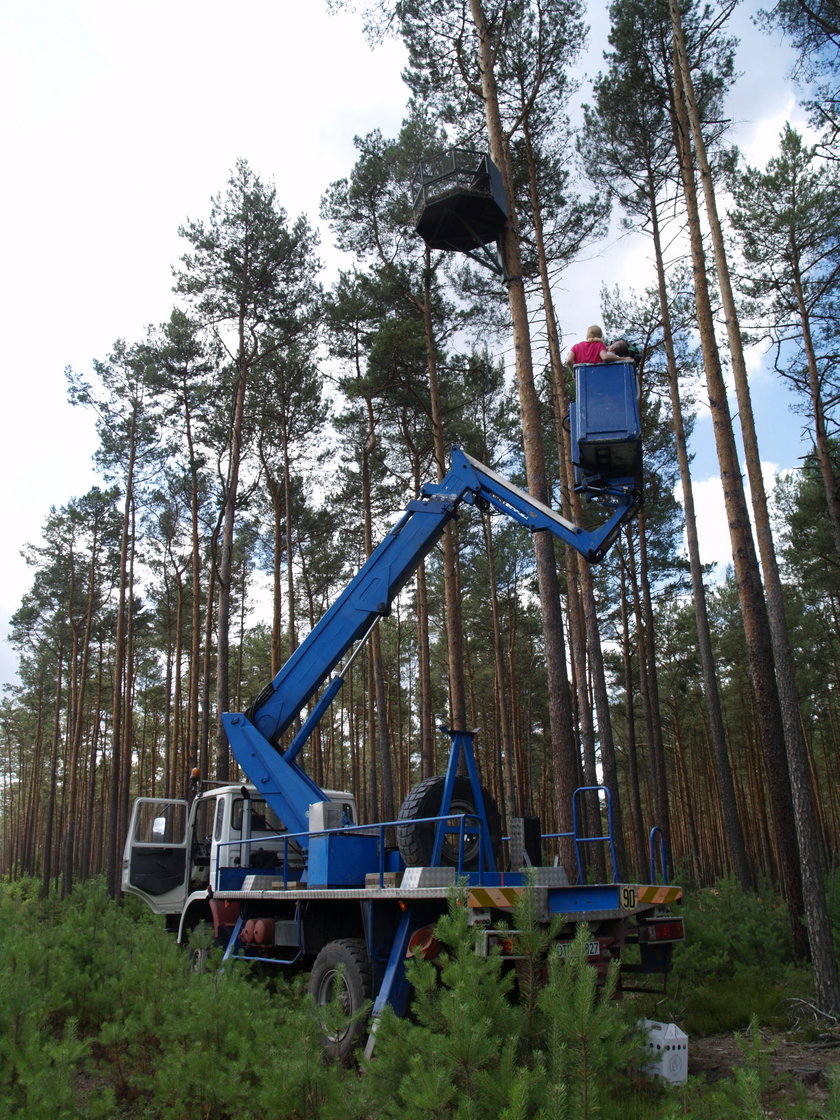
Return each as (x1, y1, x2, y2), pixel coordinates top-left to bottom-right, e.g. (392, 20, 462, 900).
(690, 1026, 839, 1111)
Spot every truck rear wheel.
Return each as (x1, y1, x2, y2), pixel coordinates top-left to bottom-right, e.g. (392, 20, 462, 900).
(308, 938, 372, 1063)
(397, 775, 501, 869)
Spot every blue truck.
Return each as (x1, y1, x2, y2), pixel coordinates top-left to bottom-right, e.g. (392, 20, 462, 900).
(123, 363, 683, 1060)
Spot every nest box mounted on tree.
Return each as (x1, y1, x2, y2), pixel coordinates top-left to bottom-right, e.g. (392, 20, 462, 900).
(412, 149, 508, 253)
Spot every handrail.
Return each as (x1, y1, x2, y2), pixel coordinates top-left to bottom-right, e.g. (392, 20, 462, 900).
(213, 810, 485, 892)
(649, 825, 669, 884)
(572, 786, 619, 883)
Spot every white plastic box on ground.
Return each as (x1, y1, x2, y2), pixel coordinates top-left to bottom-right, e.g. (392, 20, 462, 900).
(641, 1019, 689, 1084)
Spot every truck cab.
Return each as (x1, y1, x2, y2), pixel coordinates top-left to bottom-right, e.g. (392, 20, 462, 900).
(122, 784, 356, 938)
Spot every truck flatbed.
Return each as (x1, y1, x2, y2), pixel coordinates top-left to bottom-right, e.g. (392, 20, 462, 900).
(213, 874, 682, 923)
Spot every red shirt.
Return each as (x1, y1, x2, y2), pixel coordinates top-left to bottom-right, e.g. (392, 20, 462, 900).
(570, 340, 606, 364)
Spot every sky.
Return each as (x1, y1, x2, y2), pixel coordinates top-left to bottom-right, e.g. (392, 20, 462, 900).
(0, 0, 814, 688)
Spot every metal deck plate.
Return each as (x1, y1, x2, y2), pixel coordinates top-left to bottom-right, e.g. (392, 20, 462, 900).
(213, 878, 681, 913)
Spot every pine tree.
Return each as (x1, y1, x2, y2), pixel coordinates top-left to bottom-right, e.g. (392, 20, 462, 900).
(67, 341, 160, 894)
(585, 0, 752, 887)
(730, 124, 840, 573)
(760, 0, 840, 149)
(146, 310, 217, 781)
(175, 159, 321, 780)
(671, 0, 839, 1007)
(322, 108, 475, 747)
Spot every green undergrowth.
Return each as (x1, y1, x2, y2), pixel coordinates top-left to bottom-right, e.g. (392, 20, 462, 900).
(0, 877, 349, 1119)
(0, 875, 836, 1119)
(643, 876, 828, 1037)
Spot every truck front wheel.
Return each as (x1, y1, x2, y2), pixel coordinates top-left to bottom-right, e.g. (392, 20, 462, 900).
(186, 920, 216, 973)
(308, 938, 372, 1063)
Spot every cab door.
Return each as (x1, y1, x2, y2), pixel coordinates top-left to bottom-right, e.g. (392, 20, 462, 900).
(122, 798, 189, 914)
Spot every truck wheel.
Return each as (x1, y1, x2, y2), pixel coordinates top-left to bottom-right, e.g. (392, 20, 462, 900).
(397, 775, 501, 869)
(308, 938, 372, 1063)
(187, 921, 215, 974)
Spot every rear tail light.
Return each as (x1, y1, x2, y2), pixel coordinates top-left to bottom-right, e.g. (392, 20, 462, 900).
(638, 919, 684, 943)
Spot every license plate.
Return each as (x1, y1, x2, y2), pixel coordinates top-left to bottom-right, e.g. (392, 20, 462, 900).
(555, 940, 600, 959)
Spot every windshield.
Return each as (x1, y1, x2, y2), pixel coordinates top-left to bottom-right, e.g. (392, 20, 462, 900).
(231, 798, 287, 834)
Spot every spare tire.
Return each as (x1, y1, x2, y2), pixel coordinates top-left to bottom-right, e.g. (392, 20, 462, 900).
(397, 775, 501, 869)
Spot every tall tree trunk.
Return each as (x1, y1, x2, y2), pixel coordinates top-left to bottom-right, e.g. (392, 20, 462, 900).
(669, 41, 807, 957)
(792, 261, 840, 569)
(469, 0, 577, 874)
(481, 510, 517, 824)
(79, 647, 103, 881)
(163, 587, 175, 800)
(120, 518, 138, 860)
(216, 326, 253, 781)
(671, 702, 701, 883)
(185, 383, 203, 781)
(647, 171, 751, 888)
(62, 525, 98, 893)
(260, 458, 285, 677)
(171, 571, 185, 794)
(420, 247, 468, 733)
(625, 523, 667, 839)
(20, 684, 45, 876)
(42, 649, 64, 899)
(636, 509, 671, 847)
(200, 549, 217, 783)
(532, 211, 623, 872)
(362, 403, 395, 820)
(618, 553, 647, 876)
(107, 405, 138, 895)
(671, 0, 838, 1007)
(282, 421, 298, 658)
(415, 559, 434, 778)
(403, 430, 435, 781)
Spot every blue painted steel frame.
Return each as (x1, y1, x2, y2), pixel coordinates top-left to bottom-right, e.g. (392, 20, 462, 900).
(221, 912, 304, 967)
(430, 729, 496, 872)
(370, 910, 415, 1020)
(220, 712, 326, 841)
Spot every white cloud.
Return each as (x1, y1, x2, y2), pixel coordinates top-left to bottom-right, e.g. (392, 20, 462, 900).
(0, 1, 410, 687)
(675, 460, 782, 579)
(743, 104, 826, 170)
(679, 473, 730, 573)
(737, 96, 812, 167)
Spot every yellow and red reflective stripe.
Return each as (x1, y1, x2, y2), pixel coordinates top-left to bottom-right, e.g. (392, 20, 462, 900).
(636, 885, 682, 905)
(468, 887, 524, 909)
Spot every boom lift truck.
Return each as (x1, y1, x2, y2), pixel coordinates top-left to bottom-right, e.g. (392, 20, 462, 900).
(124, 376, 683, 1060)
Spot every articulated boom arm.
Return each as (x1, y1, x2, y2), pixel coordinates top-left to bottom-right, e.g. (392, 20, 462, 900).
(221, 448, 638, 837)
(458, 452, 637, 563)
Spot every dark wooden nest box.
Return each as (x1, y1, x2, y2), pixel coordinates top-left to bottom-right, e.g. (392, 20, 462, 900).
(412, 149, 508, 253)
